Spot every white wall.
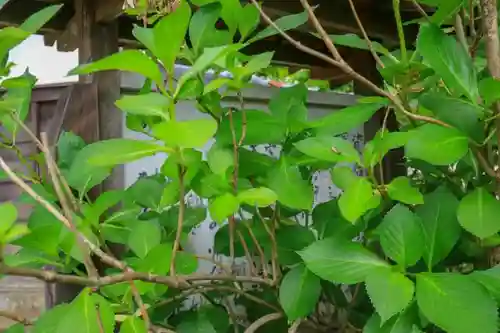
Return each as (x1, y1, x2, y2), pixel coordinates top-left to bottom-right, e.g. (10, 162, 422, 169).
(8, 35, 78, 84)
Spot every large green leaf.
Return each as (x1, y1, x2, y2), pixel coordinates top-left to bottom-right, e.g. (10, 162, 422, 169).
(428, 0, 464, 25)
(417, 24, 478, 101)
(152, 119, 217, 148)
(386, 177, 424, 205)
(0, 202, 17, 237)
(189, 3, 232, 54)
(208, 193, 239, 223)
(299, 238, 389, 284)
(217, 109, 286, 145)
(457, 188, 500, 239)
(472, 265, 500, 302)
(363, 131, 411, 168)
(120, 317, 147, 333)
(416, 273, 497, 333)
(84, 139, 168, 167)
(419, 92, 483, 142)
(377, 204, 424, 267)
(405, 124, 469, 166)
(207, 144, 233, 176)
(237, 187, 277, 207)
(154, 0, 191, 71)
(279, 264, 321, 320)
(365, 270, 414, 323)
(267, 158, 314, 211)
(250, 10, 309, 42)
(294, 136, 360, 164)
(0, 27, 30, 66)
(312, 102, 386, 136)
(364, 306, 421, 333)
(115, 93, 170, 120)
(69, 50, 163, 85)
(128, 221, 162, 258)
(19, 4, 63, 34)
(415, 188, 461, 268)
(238, 3, 260, 40)
(339, 176, 379, 223)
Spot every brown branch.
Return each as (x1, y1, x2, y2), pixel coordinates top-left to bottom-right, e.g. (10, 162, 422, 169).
(0, 310, 33, 326)
(244, 223, 268, 278)
(244, 313, 283, 333)
(228, 107, 238, 261)
(410, 0, 429, 19)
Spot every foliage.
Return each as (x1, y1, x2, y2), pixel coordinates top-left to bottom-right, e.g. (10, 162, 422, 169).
(2, 0, 500, 333)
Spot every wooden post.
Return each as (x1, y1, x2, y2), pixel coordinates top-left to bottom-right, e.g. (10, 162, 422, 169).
(353, 52, 406, 183)
(48, 0, 123, 307)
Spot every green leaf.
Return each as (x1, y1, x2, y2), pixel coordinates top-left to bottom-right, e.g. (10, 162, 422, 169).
(457, 188, 500, 239)
(207, 144, 233, 176)
(32, 303, 70, 333)
(251, 10, 308, 42)
(1, 71, 37, 134)
(472, 265, 500, 302)
(4, 224, 30, 243)
(56, 289, 115, 333)
(376, 204, 424, 267)
(19, 4, 63, 34)
(366, 270, 414, 323)
(132, 25, 156, 54)
(0, 27, 30, 66)
(238, 3, 260, 40)
(237, 187, 278, 207)
(417, 24, 478, 101)
(364, 306, 421, 333)
(325, 33, 389, 55)
(0, 202, 17, 236)
(57, 131, 85, 169)
(428, 0, 464, 25)
(339, 177, 379, 223)
(416, 273, 497, 333)
(209, 193, 239, 223)
(419, 92, 483, 141)
(294, 136, 360, 164)
(175, 251, 198, 274)
(267, 158, 314, 211)
(299, 238, 389, 284)
(154, 0, 191, 71)
(415, 188, 461, 268)
(189, 3, 231, 54)
(479, 77, 500, 106)
(363, 131, 411, 168)
(217, 110, 286, 145)
(3, 324, 24, 333)
(120, 317, 147, 333)
(84, 139, 168, 167)
(128, 221, 161, 258)
(152, 119, 217, 148)
(69, 50, 163, 85)
(386, 177, 424, 205)
(115, 93, 170, 120)
(312, 102, 386, 136)
(279, 264, 321, 320)
(331, 166, 359, 191)
(241, 51, 274, 76)
(177, 313, 217, 333)
(405, 124, 469, 166)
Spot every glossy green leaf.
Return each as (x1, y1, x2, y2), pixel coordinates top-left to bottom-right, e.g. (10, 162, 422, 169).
(472, 265, 500, 302)
(417, 24, 478, 101)
(366, 270, 414, 323)
(4, 224, 30, 243)
(330, 166, 359, 191)
(457, 188, 500, 239)
(294, 136, 360, 164)
(238, 3, 260, 40)
(207, 144, 233, 176)
(154, 0, 191, 71)
(115, 93, 170, 120)
(19, 4, 63, 34)
(416, 273, 497, 333)
(152, 119, 217, 148)
(209, 193, 239, 223)
(377, 204, 424, 267)
(326, 33, 389, 55)
(0, 202, 17, 236)
(217, 109, 286, 145)
(405, 124, 469, 166)
(339, 177, 378, 223)
(69, 50, 163, 85)
(428, 0, 463, 25)
(267, 158, 314, 211)
(237, 187, 278, 207)
(386, 177, 424, 205)
(57, 131, 85, 169)
(479, 77, 500, 106)
(363, 306, 421, 333)
(189, 3, 231, 54)
(415, 188, 461, 268)
(120, 317, 147, 333)
(299, 238, 389, 284)
(0, 27, 30, 66)
(279, 264, 321, 320)
(251, 10, 308, 42)
(128, 221, 161, 258)
(363, 131, 411, 168)
(313, 102, 386, 136)
(84, 139, 168, 167)
(176, 313, 217, 333)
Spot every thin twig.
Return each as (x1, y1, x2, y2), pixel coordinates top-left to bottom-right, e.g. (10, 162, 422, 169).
(237, 91, 247, 146)
(227, 107, 239, 261)
(410, 0, 429, 19)
(0, 310, 33, 326)
(171, 165, 186, 276)
(346, 0, 385, 68)
(256, 208, 278, 280)
(244, 313, 283, 333)
(244, 224, 268, 278)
